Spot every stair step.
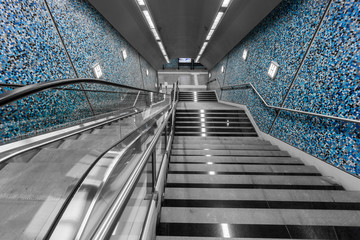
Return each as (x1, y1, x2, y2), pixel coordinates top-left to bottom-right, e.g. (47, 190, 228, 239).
(176, 113, 247, 117)
(175, 132, 258, 137)
(158, 208, 360, 239)
(173, 136, 266, 144)
(170, 156, 303, 165)
(171, 144, 278, 150)
(164, 188, 360, 203)
(168, 164, 320, 175)
(176, 116, 249, 120)
(166, 174, 343, 190)
(171, 149, 289, 157)
(157, 237, 315, 240)
(175, 126, 255, 132)
(160, 207, 360, 226)
(175, 122, 253, 127)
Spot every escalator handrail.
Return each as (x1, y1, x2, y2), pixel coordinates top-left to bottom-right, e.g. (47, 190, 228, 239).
(44, 103, 172, 239)
(0, 78, 165, 107)
(90, 82, 179, 240)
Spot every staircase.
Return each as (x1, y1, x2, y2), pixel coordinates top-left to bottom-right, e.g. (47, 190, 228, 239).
(156, 92, 360, 240)
(178, 91, 217, 102)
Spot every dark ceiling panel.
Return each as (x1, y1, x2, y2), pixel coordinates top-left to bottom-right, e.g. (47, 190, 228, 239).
(88, 0, 282, 69)
(148, 0, 222, 59)
(200, 0, 282, 69)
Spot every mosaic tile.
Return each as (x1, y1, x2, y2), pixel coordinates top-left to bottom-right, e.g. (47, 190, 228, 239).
(0, 0, 157, 144)
(272, 111, 360, 175)
(0, 0, 75, 85)
(211, 0, 360, 177)
(163, 59, 178, 69)
(140, 56, 157, 91)
(271, 1, 360, 176)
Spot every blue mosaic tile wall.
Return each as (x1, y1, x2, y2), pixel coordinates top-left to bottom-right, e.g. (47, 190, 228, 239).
(212, 0, 360, 177)
(163, 59, 178, 69)
(0, 0, 75, 89)
(0, 0, 157, 144)
(140, 55, 158, 91)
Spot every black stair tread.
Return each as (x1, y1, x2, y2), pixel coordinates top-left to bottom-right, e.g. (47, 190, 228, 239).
(175, 133, 258, 137)
(176, 109, 245, 113)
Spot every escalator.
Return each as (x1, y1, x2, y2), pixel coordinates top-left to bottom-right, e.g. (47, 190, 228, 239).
(0, 79, 173, 239)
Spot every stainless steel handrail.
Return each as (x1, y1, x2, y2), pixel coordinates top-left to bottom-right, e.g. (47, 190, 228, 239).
(91, 82, 179, 240)
(0, 78, 165, 106)
(46, 103, 172, 239)
(221, 83, 360, 124)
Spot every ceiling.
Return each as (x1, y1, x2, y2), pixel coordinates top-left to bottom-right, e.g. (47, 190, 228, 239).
(88, 0, 282, 69)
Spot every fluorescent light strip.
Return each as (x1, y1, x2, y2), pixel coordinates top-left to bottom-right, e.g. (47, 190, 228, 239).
(137, 0, 145, 6)
(222, 0, 231, 7)
(151, 28, 160, 40)
(199, 42, 208, 54)
(211, 12, 224, 30)
(197, 1, 232, 62)
(137, 5, 169, 62)
(143, 10, 155, 29)
(206, 29, 214, 41)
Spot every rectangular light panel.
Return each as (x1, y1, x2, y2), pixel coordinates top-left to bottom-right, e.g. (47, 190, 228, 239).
(268, 61, 279, 79)
(92, 63, 103, 78)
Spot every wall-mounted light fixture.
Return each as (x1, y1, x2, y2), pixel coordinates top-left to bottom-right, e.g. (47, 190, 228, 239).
(242, 49, 248, 61)
(135, 0, 169, 63)
(195, 0, 233, 63)
(92, 63, 103, 79)
(221, 66, 225, 73)
(122, 49, 127, 60)
(209, 73, 212, 78)
(146, 69, 149, 76)
(268, 61, 279, 79)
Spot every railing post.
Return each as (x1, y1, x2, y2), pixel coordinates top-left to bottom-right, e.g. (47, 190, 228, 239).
(151, 150, 157, 192)
(164, 125, 168, 148)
